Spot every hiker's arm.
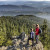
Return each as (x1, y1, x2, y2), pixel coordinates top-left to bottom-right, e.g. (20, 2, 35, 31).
(35, 31, 38, 33)
(35, 30, 38, 33)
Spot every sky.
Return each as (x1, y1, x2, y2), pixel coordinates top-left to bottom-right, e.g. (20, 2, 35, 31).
(0, 0, 50, 1)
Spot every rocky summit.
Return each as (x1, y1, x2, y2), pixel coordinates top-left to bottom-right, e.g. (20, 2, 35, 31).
(0, 34, 44, 50)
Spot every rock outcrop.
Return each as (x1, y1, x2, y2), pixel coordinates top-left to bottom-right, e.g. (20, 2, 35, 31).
(0, 34, 44, 50)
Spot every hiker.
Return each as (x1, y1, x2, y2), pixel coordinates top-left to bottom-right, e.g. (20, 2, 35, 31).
(35, 24, 40, 44)
(27, 28, 34, 46)
(33, 24, 42, 44)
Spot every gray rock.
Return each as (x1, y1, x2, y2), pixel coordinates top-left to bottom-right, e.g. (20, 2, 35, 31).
(0, 35, 44, 50)
(0, 46, 7, 50)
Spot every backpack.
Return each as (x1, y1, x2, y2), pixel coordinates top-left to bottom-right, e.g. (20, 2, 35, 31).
(38, 28, 42, 34)
(30, 32, 34, 38)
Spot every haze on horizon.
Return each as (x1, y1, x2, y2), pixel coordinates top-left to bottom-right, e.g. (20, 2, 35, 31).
(0, 0, 50, 2)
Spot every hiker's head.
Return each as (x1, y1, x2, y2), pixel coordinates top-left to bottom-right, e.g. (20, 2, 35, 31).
(31, 28, 33, 31)
(36, 24, 39, 28)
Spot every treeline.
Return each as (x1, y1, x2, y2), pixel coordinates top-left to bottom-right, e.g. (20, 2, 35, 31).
(40, 20, 50, 50)
(0, 15, 38, 46)
(0, 15, 50, 50)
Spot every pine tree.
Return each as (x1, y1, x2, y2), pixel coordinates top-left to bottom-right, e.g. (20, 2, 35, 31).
(41, 19, 48, 47)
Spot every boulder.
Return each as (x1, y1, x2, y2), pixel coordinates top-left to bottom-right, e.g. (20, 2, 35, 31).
(0, 35, 44, 50)
(0, 46, 7, 50)
(33, 41, 43, 50)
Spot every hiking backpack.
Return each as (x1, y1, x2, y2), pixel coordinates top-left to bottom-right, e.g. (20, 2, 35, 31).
(38, 28, 42, 34)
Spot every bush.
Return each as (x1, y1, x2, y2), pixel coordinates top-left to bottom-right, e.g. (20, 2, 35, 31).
(0, 36, 6, 46)
(5, 40, 12, 46)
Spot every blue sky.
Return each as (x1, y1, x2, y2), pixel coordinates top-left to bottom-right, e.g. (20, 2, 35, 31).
(0, 0, 50, 1)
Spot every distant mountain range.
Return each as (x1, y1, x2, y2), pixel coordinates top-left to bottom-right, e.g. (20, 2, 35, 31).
(0, 1, 50, 13)
(0, 1, 50, 17)
(0, 5, 39, 13)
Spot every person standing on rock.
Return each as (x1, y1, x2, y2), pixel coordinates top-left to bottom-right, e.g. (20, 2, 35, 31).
(27, 28, 34, 46)
(33, 24, 42, 44)
(35, 24, 40, 44)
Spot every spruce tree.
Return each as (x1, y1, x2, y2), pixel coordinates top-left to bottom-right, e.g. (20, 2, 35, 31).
(41, 19, 48, 47)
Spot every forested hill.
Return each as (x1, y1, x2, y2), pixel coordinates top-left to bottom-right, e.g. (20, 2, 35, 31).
(0, 15, 44, 35)
(0, 15, 43, 45)
(0, 15, 50, 50)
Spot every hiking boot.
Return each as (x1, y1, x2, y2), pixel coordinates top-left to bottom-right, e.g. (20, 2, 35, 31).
(36, 40, 38, 44)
